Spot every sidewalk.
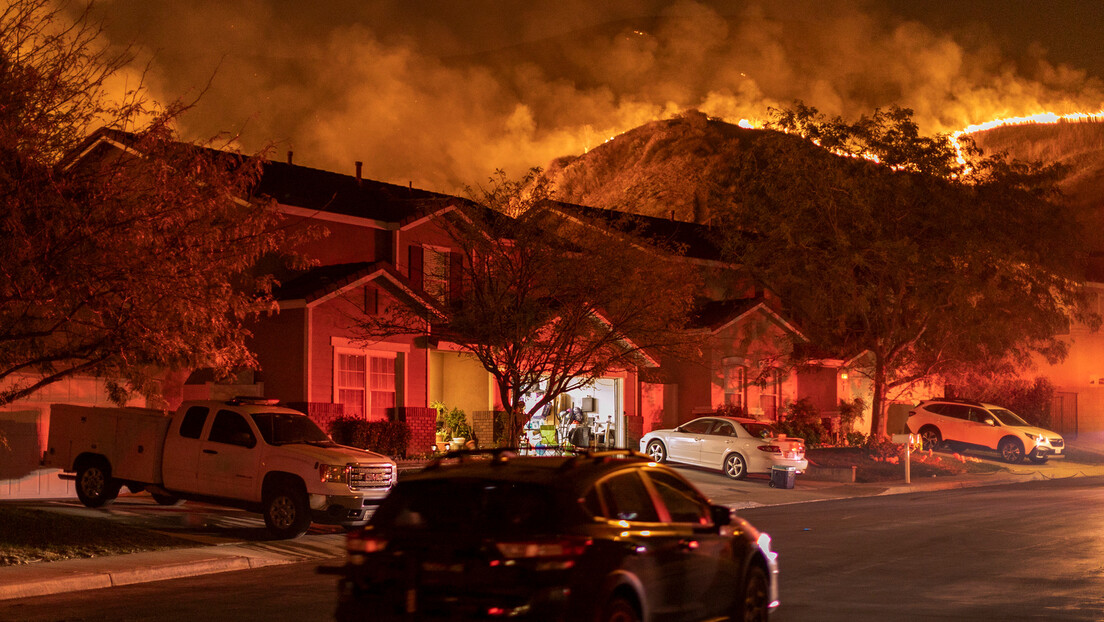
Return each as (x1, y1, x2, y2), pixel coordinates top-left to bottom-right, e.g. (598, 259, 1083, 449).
(3, 443, 1104, 603)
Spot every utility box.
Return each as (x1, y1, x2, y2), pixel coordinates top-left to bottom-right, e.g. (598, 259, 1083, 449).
(45, 404, 170, 484)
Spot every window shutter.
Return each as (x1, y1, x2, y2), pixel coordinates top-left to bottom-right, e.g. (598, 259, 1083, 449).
(449, 251, 463, 303)
(408, 245, 424, 290)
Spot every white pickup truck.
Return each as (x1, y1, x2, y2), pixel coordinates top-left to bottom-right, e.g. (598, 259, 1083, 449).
(42, 397, 397, 538)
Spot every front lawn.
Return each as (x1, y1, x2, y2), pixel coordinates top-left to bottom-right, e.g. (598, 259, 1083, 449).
(0, 506, 197, 566)
(807, 446, 1005, 483)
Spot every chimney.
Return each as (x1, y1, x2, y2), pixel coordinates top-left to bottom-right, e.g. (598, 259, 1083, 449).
(355, 161, 363, 186)
(286, 150, 293, 165)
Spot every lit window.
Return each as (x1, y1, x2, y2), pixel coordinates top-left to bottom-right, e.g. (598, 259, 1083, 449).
(724, 365, 747, 409)
(336, 351, 398, 420)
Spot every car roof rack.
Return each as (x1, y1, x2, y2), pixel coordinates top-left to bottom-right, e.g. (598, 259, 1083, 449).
(423, 447, 520, 470)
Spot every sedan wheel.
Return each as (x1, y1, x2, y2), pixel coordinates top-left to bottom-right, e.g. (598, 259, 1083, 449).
(646, 440, 667, 463)
(724, 452, 748, 480)
(999, 438, 1025, 464)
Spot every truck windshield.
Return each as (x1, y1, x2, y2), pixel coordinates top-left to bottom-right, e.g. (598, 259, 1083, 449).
(251, 412, 333, 445)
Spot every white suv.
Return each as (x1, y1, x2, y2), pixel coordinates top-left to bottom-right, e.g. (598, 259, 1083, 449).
(906, 399, 1064, 464)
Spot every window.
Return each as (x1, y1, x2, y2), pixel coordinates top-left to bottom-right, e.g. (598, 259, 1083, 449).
(423, 245, 450, 303)
(336, 350, 398, 420)
(646, 470, 710, 524)
(759, 368, 781, 420)
(724, 364, 747, 409)
(680, 419, 713, 434)
(598, 472, 659, 522)
(178, 406, 209, 439)
(208, 410, 256, 448)
(710, 421, 737, 437)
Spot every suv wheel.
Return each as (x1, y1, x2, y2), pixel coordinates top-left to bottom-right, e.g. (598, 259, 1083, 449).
(918, 426, 942, 451)
(999, 438, 1025, 464)
(601, 597, 640, 622)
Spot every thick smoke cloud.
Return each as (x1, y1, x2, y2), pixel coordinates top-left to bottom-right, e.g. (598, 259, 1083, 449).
(90, 0, 1104, 193)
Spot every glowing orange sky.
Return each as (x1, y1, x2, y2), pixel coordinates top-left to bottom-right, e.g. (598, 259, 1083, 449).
(89, 0, 1104, 194)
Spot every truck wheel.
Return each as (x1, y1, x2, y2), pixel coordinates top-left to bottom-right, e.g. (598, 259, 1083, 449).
(75, 461, 121, 508)
(263, 483, 311, 539)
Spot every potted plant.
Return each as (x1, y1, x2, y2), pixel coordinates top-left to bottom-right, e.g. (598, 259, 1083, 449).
(433, 402, 472, 450)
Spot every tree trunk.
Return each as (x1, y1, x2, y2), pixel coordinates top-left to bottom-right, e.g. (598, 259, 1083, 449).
(870, 350, 889, 439)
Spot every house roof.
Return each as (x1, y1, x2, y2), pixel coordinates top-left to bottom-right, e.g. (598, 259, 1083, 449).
(548, 201, 722, 261)
(274, 261, 444, 317)
(252, 160, 456, 224)
(689, 297, 808, 341)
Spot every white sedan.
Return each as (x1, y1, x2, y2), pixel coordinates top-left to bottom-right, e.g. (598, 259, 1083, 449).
(640, 416, 808, 480)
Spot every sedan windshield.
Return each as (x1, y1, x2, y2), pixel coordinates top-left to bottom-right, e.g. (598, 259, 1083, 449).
(742, 422, 777, 439)
(988, 409, 1030, 427)
(251, 412, 332, 445)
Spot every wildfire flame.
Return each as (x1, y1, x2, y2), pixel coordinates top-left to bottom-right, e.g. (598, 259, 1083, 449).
(951, 110, 1104, 167)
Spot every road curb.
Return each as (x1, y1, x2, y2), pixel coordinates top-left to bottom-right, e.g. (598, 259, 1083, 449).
(0, 555, 254, 601)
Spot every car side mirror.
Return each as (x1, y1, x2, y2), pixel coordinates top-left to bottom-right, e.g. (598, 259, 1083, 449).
(982, 418, 995, 426)
(710, 504, 732, 527)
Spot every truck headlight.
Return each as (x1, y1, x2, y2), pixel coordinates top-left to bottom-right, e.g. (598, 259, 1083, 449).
(319, 464, 348, 483)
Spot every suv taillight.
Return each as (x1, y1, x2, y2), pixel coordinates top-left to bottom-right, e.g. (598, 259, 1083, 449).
(908, 410, 916, 417)
(495, 537, 591, 559)
(346, 529, 388, 554)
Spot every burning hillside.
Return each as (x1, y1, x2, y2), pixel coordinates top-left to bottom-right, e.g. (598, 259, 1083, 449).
(547, 111, 1104, 235)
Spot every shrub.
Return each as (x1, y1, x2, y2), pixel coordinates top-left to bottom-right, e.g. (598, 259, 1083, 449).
(863, 435, 904, 462)
(329, 418, 412, 458)
(774, 398, 829, 447)
(432, 402, 472, 439)
(713, 403, 747, 418)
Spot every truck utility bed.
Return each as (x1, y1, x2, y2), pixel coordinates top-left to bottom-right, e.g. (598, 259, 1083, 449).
(46, 404, 171, 484)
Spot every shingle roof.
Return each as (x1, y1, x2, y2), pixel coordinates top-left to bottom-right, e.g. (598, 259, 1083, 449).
(549, 201, 723, 261)
(253, 160, 456, 223)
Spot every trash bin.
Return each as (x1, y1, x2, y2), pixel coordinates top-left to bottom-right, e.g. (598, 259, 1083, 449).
(769, 465, 796, 489)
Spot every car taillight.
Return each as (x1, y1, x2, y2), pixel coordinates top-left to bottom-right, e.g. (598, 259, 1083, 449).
(757, 445, 782, 453)
(908, 410, 916, 417)
(495, 537, 591, 559)
(345, 530, 388, 554)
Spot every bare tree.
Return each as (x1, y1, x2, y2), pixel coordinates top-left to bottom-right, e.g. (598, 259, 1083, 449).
(354, 169, 702, 445)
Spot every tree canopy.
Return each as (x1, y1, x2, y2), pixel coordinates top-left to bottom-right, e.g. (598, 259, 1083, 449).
(354, 169, 702, 442)
(0, 0, 305, 406)
(718, 103, 1096, 438)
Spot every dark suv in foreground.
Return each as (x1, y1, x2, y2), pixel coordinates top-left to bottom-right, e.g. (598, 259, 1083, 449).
(330, 449, 779, 622)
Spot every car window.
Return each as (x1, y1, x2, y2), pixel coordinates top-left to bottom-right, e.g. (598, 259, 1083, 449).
(942, 404, 971, 420)
(178, 406, 209, 439)
(989, 408, 1029, 426)
(680, 419, 712, 434)
(742, 422, 776, 439)
(709, 421, 737, 437)
(967, 408, 993, 424)
(372, 480, 558, 535)
(646, 470, 710, 525)
(598, 471, 660, 522)
(251, 412, 331, 445)
(923, 403, 946, 416)
(208, 410, 257, 448)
